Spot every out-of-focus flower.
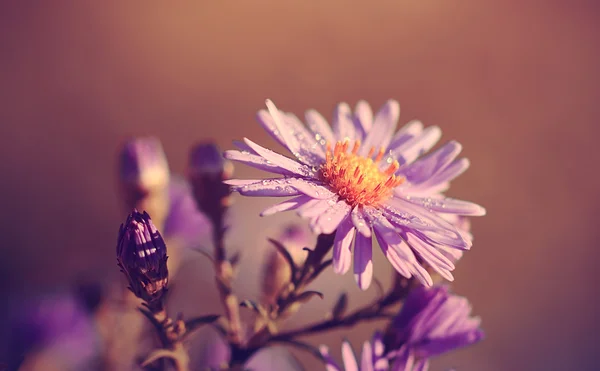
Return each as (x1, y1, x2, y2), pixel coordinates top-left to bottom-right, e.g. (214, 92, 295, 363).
(320, 286, 482, 371)
(320, 333, 389, 371)
(225, 99, 485, 289)
(194, 327, 303, 371)
(118, 137, 171, 231)
(261, 224, 312, 305)
(163, 176, 212, 249)
(188, 142, 234, 224)
(8, 293, 101, 371)
(116, 210, 169, 308)
(118, 136, 211, 277)
(385, 286, 484, 371)
(119, 136, 170, 190)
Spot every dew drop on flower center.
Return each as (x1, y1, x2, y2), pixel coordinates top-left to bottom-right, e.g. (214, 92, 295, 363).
(319, 139, 404, 207)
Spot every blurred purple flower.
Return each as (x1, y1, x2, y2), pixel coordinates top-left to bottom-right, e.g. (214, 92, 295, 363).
(8, 293, 100, 370)
(386, 286, 484, 371)
(119, 136, 170, 191)
(320, 332, 390, 371)
(225, 100, 485, 289)
(320, 286, 482, 371)
(164, 176, 212, 248)
(195, 327, 303, 370)
(118, 136, 211, 248)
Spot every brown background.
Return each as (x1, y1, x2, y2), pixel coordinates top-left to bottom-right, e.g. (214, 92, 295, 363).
(1, 1, 599, 370)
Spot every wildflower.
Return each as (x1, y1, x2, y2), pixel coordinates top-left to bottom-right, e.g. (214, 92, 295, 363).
(225, 100, 485, 289)
(320, 333, 390, 371)
(385, 286, 484, 370)
(320, 286, 483, 371)
(116, 210, 169, 308)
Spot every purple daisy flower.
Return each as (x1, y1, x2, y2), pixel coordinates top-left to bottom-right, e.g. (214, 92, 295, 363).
(224, 100, 485, 289)
(320, 286, 482, 371)
(385, 286, 484, 371)
(320, 333, 390, 371)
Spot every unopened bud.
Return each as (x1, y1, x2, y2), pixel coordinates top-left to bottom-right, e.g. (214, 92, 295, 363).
(119, 137, 170, 190)
(188, 142, 233, 222)
(189, 142, 233, 179)
(261, 225, 311, 306)
(118, 137, 171, 229)
(117, 210, 169, 310)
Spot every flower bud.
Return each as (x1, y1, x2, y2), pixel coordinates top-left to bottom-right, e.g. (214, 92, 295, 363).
(188, 142, 233, 223)
(118, 137, 171, 229)
(261, 225, 311, 306)
(119, 137, 170, 190)
(117, 210, 169, 309)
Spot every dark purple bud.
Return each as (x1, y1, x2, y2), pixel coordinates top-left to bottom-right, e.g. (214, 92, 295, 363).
(117, 210, 169, 307)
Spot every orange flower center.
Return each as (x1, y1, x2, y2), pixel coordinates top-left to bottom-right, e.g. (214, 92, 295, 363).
(319, 139, 404, 207)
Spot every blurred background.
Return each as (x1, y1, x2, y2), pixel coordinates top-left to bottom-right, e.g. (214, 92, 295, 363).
(0, 1, 599, 370)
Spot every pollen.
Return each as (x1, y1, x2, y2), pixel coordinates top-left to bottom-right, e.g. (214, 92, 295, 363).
(319, 139, 404, 207)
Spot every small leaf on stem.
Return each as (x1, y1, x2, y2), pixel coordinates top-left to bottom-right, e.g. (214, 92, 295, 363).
(268, 238, 297, 280)
(295, 290, 324, 303)
(331, 292, 348, 320)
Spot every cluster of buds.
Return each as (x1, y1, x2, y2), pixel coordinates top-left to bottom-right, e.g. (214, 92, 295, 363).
(117, 210, 169, 312)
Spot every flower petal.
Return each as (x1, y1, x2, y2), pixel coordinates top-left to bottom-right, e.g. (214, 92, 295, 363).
(384, 197, 470, 250)
(229, 178, 302, 197)
(398, 141, 462, 184)
(305, 108, 335, 145)
(359, 100, 400, 156)
(264, 100, 325, 165)
(243, 138, 315, 177)
(406, 196, 486, 216)
(388, 120, 424, 150)
(360, 340, 374, 371)
(341, 341, 359, 371)
(354, 100, 373, 134)
(260, 195, 313, 216)
(333, 102, 358, 142)
(394, 126, 442, 166)
(224, 149, 295, 176)
(288, 178, 337, 199)
(297, 198, 335, 218)
(312, 200, 351, 235)
(319, 345, 342, 371)
(351, 207, 372, 237)
(405, 232, 455, 273)
(333, 217, 355, 274)
(354, 233, 373, 290)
